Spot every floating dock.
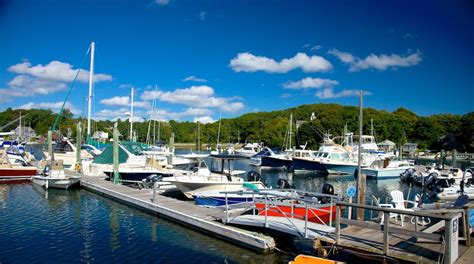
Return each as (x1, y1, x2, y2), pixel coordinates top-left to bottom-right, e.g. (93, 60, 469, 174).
(80, 176, 276, 252)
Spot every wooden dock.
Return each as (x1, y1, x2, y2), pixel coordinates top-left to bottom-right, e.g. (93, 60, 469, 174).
(317, 201, 471, 264)
(80, 176, 276, 252)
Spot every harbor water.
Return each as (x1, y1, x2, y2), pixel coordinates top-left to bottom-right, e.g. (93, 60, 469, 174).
(1, 154, 422, 263)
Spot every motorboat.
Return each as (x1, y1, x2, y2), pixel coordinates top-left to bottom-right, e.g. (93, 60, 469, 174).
(32, 160, 80, 189)
(0, 149, 37, 179)
(260, 151, 293, 168)
(235, 143, 261, 158)
(362, 158, 414, 179)
(249, 147, 274, 166)
(45, 139, 94, 169)
(163, 155, 254, 199)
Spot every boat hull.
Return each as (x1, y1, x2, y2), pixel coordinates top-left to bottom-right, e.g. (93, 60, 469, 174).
(292, 158, 326, 172)
(362, 167, 412, 179)
(255, 203, 336, 225)
(322, 163, 357, 175)
(32, 176, 80, 189)
(194, 196, 255, 206)
(0, 167, 37, 178)
(103, 170, 172, 182)
(261, 156, 292, 168)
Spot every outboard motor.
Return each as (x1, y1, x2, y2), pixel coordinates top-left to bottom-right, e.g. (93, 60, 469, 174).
(247, 171, 261, 182)
(428, 185, 444, 198)
(424, 172, 438, 190)
(277, 178, 292, 189)
(142, 174, 163, 189)
(321, 183, 335, 204)
(400, 168, 415, 185)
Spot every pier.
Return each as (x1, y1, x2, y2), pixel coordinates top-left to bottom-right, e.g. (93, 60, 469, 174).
(80, 176, 276, 252)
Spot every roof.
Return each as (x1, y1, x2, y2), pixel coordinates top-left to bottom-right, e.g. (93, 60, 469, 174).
(378, 140, 396, 146)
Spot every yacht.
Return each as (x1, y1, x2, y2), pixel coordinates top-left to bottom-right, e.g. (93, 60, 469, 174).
(235, 143, 261, 158)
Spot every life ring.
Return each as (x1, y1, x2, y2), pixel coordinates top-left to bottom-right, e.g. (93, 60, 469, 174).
(74, 163, 82, 172)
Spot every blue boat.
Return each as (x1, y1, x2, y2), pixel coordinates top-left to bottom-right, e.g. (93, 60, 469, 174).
(194, 195, 255, 206)
(261, 154, 293, 168)
(291, 150, 327, 172)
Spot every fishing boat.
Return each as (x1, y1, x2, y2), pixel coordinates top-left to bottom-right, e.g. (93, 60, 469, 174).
(0, 149, 37, 179)
(32, 160, 80, 189)
(362, 158, 414, 179)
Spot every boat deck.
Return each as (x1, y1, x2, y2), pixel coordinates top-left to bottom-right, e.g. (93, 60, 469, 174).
(80, 176, 276, 251)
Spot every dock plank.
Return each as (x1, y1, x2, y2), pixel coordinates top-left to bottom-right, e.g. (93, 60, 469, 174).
(80, 176, 275, 251)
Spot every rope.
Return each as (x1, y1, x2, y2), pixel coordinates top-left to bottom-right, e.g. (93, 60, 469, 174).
(51, 45, 91, 131)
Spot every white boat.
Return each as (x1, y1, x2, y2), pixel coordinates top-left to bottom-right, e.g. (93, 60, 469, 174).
(32, 160, 80, 189)
(163, 155, 252, 199)
(249, 147, 274, 166)
(436, 185, 474, 200)
(235, 143, 262, 158)
(45, 139, 94, 169)
(362, 158, 414, 179)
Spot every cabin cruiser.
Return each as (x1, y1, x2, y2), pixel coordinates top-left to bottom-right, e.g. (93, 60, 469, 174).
(163, 155, 257, 199)
(44, 139, 94, 169)
(249, 147, 274, 166)
(32, 160, 80, 189)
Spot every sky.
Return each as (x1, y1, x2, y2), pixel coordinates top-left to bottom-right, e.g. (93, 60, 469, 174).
(0, 0, 473, 123)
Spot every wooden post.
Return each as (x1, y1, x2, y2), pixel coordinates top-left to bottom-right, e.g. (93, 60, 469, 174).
(168, 132, 174, 166)
(152, 181, 157, 203)
(383, 212, 389, 255)
(452, 149, 457, 168)
(75, 122, 82, 169)
(113, 122, 120, 184)
(48, 130, 53, 161)
(335, 204, 341, 244)
(356, 90, 366, 220)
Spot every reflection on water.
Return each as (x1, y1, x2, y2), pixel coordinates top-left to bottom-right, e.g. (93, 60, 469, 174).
(0, 183, 289, 263)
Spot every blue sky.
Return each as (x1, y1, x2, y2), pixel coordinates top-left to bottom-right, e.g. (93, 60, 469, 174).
(0, 0, 472, 123)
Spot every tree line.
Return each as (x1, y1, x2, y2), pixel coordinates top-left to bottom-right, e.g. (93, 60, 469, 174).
(1, 104, 472, 152)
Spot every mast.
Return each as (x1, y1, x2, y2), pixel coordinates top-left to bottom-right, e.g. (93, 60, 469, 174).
(87, 41, 95, 143)
(289, 113, 293, 150)
(370, 118, 374, 137)
(217, 112, 222, 145)
(130, 87, 134, 141)
(19, 111, 22, 141)
(197, 122, 201, 152)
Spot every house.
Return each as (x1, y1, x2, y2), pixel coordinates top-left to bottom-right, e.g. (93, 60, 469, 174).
(378, 140, 396, 152)
(92, 131, 109, 142)
(402, 143, 418, 156)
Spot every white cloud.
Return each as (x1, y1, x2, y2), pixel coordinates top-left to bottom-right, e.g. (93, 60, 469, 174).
(310, 45, 322, 51)
(118, 84, 133, 89)
(100, 96, 129, 106)
(315, 88, 372, 99)
(283, 77, 339, 90)
(6, 75, 68, 97)
(8, 60, 112, 83)
(229, 52, 332, 73)
(100, 96, 150, 109)
(403, 33, 416, 39)
(280, 93, 292, 98)
(141, 85, 244, 113)
(194, 116, 214, 124)
(183, 75, 208, 82)
(199, 11, 207, 21)
(17, 101, 80, 115)
(328, 49, 422, 72)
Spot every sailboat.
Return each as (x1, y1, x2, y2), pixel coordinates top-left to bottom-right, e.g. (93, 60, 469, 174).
(258, 114, 295, 167)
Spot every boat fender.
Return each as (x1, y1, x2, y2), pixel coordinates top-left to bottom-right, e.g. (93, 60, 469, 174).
(247, 171, 261, 182)
(43, 165, 51, 176)
(74, 163, 82, 172)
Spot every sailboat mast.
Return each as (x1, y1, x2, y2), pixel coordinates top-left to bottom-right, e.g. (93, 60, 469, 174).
(370, 118, 374, 136)
(130, 87, 134, 141)
(289, 113, 292, 150)
(217, 112, 222, 145)
(87, 41, 95, 142)
(19, 111, 22, 141)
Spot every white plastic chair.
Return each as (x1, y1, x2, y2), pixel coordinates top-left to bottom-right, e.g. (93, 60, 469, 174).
(371, 195, 397, 225)
(390, 190, 415, 227)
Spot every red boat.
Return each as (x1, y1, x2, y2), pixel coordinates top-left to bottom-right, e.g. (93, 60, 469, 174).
(0, 167, 37, 179)
(255, 202, 337, 225)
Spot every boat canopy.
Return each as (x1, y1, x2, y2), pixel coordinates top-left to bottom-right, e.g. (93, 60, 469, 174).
(92, 141, 145, 164)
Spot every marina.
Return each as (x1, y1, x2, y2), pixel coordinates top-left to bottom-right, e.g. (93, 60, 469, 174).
(1, 1, 473, 263)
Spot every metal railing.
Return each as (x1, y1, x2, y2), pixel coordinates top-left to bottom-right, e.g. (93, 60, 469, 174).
(221, 189, 342, 238)
(334, 201, 465, 264)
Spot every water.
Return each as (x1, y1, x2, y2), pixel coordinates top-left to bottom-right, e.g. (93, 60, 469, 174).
(0, 183, 288, 263)
(0, 153, 421, 263)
